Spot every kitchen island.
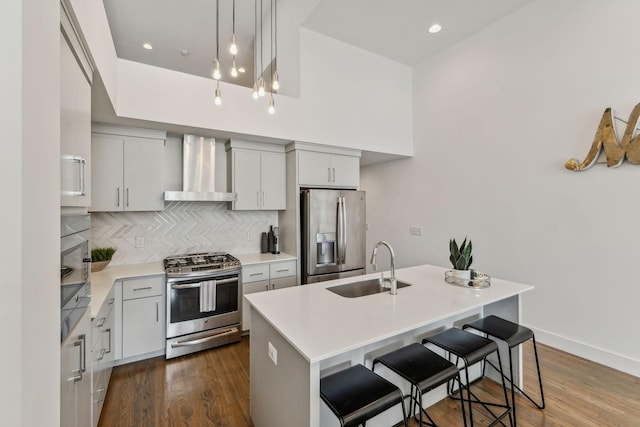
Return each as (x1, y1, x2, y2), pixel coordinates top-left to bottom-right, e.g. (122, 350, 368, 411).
(245, 263, 533, 427)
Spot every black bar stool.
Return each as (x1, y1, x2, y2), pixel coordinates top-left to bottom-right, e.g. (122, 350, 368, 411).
(373, 343, 467, 426)
(463, 315, 545, 426)
(423, 328, 512, 427)
(320, 364, 409, 427)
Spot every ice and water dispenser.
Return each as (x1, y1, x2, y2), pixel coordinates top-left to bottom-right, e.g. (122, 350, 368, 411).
(316, 232, 336, 266)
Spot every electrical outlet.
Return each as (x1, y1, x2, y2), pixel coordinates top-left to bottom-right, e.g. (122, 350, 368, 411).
(268, 341, 278, 365)
(135, 236, 145, 248)
(409, 226, 423, 236)
(247, 231, 252, 241)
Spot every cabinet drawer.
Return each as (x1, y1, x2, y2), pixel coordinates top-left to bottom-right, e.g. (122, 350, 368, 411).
(270, 260, 296, 279)
(242, 264, 270, 283)
(122, 276, 164, 300)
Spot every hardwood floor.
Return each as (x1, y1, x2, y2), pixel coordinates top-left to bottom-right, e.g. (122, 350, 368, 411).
(99, 338, 640, 426)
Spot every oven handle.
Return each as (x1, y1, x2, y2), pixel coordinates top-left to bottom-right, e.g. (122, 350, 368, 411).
(170, 277, 238, 289)
(169, 327, 239, 348)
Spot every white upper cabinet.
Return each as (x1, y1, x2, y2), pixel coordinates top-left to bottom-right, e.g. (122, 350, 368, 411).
(60, 19, 92, 207)
(227, 141, 286, 211)
(91, 126, 165, 212)
(297, 150, 360, 188)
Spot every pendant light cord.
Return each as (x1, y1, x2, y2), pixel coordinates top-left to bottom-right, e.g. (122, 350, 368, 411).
(216, 0, 219, 61)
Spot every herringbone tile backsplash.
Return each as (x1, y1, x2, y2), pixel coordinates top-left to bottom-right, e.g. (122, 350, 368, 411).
(91, 202, 278, 265)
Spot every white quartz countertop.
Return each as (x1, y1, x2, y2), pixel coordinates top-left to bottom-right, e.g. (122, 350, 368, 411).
(235, 252, 296, 265)
(90, 262, 164, 317)
(245, 264, 533, 363)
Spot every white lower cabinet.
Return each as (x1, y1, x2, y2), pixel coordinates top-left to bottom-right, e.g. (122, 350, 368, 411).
(121, 276, 165, 359)
(91, 286, 116, 427)
(242, 260, 297, 331)
(61, 307, 91, 427)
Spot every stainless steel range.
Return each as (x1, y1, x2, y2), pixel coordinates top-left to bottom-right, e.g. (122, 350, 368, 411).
(164, 252, 242, 359)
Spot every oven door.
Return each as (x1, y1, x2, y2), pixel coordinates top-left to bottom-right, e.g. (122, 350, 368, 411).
(166, 273, 241, 339)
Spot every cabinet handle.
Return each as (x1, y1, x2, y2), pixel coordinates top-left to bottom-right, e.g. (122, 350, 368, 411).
(256, 191, 260, 208)
(94, 388, 106, 403)
(156, 301, 159, 322)
(105, 328, 112, 353)
(96, 317, 106, 327)
(108, 297, 115, 305)
(332, 168, 336, 183)
(249, 272, 264, 277)
(78, 157, 87, 196)
(265, 284, 269, 291)
(96, 348, 106, 361)
(328, 167, 331, 183)
(71, 333, 87, 382)
(126, 188, 130, 207)
(116, 188, 120, 207)
(276, 269, 289, 273)
(133, 286, 152, 291)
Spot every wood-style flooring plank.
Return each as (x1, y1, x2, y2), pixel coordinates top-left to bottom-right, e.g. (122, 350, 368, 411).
(99, 337, 640, 426)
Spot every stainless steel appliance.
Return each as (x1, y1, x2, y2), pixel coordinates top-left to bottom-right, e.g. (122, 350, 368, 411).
(61, 214, 91, 342)
(164, 252, 242, 359)
(301, 189, 366, 284)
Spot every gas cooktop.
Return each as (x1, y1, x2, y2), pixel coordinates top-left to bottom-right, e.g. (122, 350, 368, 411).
(164, 252, 241, 277)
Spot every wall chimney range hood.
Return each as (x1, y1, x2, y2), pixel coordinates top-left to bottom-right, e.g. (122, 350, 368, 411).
(164, 135, 237, 202)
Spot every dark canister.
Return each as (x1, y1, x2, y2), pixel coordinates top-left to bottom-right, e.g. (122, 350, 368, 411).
(260, 232, 269, 253)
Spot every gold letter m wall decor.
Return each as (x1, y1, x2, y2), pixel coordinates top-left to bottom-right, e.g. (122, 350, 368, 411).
(565, 103, 640, 171)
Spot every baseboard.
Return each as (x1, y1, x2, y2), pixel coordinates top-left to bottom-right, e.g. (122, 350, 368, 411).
(532, 327, 640, 378)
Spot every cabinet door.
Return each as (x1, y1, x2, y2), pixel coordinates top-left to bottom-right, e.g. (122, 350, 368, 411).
(122, 295, 165, 358)
(331, 155, 360, 188)
(233, 149, 262, 210)
(260, 152, 286, 210)
(298, 151, 332, 187)
(271, 276, 297, 290)
(91, 134, 124, 212)
(61, 308, 91, 427)
(123, 137, 164, 211)
(242, 279, 270, 331)
(60, 34, 91, 208)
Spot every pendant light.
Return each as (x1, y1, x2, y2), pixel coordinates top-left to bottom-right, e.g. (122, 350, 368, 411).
(214, 81, 222, 105)
(268, 0, 275, 114)
(230, 0, 238, 78)
(229, 0, 238, 55)
(212, 0, 221, 82)
(257, 0, 266, 97)
(251, 0, 259, 99)
(271, 0, 279, 91)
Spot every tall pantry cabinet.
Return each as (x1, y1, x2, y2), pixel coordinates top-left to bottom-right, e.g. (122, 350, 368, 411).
(60, 4, 93, 208)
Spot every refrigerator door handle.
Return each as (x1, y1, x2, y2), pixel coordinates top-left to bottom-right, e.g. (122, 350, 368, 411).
(336, 196, 342, 265)
(341, 196, 347, 264)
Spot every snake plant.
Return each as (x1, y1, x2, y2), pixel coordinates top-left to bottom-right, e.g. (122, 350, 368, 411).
(449, 238, 472, 270)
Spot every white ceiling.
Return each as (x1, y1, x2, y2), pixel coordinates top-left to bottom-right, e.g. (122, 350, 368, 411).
(103, 0, 534, 86)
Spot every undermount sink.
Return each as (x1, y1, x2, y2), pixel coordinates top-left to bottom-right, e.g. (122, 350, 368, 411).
(327, 278, 411, 298)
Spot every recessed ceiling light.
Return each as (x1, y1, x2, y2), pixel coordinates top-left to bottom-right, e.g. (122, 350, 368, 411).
(428, 23, 442, 34)
(238, 67, 246, 73)
(180, 49, 190, 56)
(142, 43, 153, 50)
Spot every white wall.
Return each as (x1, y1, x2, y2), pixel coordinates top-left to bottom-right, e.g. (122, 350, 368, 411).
(362, 0, 640, 376)
(69, 0, 413, 156)
(0, 1, 61, 426)
(0, 2, 23, 425)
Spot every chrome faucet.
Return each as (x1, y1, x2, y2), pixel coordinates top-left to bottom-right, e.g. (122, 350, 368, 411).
(370, 241, 397, 295)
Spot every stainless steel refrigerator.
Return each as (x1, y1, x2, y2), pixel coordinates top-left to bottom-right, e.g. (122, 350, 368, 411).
(301, 189, 366, 284)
